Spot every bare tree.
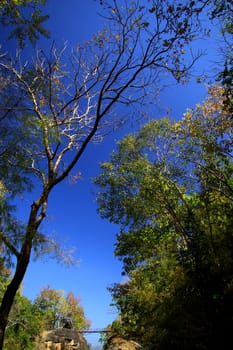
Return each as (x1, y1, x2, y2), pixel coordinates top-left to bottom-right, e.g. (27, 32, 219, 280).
(0, 0, 206, 347)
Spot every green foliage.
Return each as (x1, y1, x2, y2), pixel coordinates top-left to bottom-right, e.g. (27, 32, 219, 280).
(0, 275, 90, 349)
(209, 0, 233, 112)
(0, 0, 49, 48)
(34, 286, 90, 330)
(0, 267, 41, 350)
(3, 293, 43, 350)
(95, 86, 233, 349)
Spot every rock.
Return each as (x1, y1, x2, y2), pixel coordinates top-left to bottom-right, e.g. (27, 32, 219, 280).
(104, 336, 141, 350)
(35, 328, 90, 350)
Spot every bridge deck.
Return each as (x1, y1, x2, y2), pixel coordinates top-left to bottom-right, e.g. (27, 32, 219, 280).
(78, 329, 112, 333)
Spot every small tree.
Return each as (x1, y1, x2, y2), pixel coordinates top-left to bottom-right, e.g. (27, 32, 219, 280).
(0, 0, 208, 347)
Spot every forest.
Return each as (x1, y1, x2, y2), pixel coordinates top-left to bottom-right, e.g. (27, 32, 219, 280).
(0, 0, 232, 349)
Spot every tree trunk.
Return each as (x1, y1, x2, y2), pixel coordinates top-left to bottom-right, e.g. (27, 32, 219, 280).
(0, 201, 39, 349)
(0, 252, 30, 349)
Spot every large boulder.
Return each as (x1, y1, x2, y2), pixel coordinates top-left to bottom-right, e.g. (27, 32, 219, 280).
(35, 327, 89, 350)
(104, 336, 141, 350)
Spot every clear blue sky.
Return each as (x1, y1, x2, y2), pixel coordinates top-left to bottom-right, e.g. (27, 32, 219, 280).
(5, 0, 219, 348)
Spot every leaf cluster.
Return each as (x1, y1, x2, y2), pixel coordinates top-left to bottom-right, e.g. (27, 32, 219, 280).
(0, 0, 50, 48)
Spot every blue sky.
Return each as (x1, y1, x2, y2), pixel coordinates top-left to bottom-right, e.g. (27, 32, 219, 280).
(4, 0, 220, 348)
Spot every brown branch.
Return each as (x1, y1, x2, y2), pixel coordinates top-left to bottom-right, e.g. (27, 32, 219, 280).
(0, 232, 20, 259)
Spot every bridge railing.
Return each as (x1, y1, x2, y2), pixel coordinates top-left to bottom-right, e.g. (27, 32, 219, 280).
(77, 329, 113, 333)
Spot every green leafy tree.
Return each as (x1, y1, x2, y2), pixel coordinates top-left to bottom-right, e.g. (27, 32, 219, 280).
(95, 85, 233, 349)
(1, 280, 90, 349)
(0, 0, 209, 347)
(0, 260, 41, 349)
(34, 286, 90, 330)
(0, 263, 43, 350)
(3, 293, 43, 350)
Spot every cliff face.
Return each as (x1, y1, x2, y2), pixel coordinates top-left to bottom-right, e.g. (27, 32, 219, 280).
(35, 328, 90, 350)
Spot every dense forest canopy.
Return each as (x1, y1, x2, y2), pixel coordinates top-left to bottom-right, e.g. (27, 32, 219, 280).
(95, 84, 233, 349)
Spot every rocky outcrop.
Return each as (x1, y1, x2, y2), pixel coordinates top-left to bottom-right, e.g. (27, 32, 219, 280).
(104, 336, 141, 350)
(35, 328, 90, 350)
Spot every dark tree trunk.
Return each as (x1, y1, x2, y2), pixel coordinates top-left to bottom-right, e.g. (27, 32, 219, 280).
(0, 201, 41, 349)
(0, 252, 30, 349)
